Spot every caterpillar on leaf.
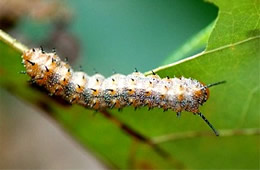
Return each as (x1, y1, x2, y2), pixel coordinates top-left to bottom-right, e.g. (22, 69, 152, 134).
(21, 47, 225, 136)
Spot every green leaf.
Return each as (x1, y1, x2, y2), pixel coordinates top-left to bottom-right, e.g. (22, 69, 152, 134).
(0, 0, 259, 169)
(206, 0, 260, 51)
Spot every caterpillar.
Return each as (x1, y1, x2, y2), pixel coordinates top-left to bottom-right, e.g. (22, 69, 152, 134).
(21, 47, 225, 136)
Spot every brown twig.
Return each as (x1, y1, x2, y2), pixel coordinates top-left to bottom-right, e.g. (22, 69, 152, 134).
(100, 110, 168, 157)
(100, 109, 186, 169)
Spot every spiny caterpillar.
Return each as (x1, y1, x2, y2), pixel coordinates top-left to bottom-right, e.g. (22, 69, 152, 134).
(21, 47, 225, 136)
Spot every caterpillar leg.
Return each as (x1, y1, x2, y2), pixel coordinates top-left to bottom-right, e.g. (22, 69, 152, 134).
(176, 112, 181, 118)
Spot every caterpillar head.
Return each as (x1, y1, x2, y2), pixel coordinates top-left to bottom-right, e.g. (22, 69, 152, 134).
(197, 80, 226, 106)
(194, 80, 226, 136)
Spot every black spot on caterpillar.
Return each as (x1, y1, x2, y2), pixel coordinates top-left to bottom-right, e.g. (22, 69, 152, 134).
(22, 47, 226, 136)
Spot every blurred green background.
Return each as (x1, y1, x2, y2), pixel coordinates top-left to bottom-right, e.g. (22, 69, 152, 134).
(17, 0, 217, 75)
